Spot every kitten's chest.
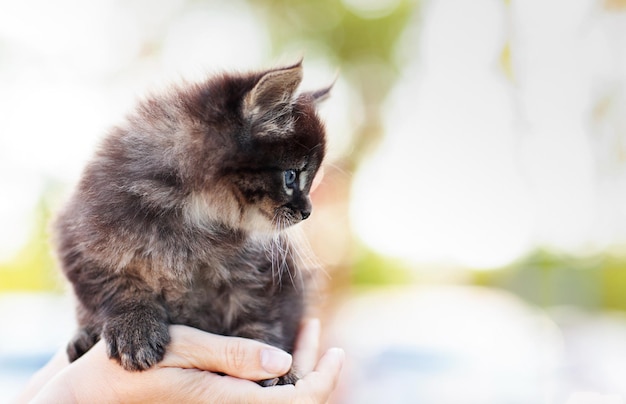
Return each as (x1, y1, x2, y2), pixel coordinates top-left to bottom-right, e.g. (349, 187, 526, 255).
(163, 242, 281, 332)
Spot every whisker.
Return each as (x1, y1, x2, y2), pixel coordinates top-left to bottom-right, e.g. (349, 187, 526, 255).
(282, 240, 296, 290)
(323, 162, 352, 180)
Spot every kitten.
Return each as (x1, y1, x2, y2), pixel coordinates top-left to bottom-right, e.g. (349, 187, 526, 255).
(53, 60, 330, 386)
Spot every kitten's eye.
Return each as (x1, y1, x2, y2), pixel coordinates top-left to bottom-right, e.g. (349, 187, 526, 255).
(284, 169, 297, 188)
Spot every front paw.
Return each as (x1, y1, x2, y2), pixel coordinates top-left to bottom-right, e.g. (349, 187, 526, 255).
(259, 368, 300, 387)
(67, 328, 100, 362)
(102, 309, 170, 371)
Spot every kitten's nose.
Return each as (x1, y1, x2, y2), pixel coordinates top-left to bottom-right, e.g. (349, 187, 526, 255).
(301, 210, 311, 220)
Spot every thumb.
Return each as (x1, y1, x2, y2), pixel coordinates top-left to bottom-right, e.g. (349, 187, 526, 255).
(162, 325, 292, 381)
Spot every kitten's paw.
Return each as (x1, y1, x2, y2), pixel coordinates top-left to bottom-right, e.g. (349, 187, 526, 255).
(103, 309, 170, 371)
(259, 368, 300, 387)
(67, 328, 99, 362)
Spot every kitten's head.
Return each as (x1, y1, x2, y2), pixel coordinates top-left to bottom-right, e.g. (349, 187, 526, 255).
(177, 60, 330, 234)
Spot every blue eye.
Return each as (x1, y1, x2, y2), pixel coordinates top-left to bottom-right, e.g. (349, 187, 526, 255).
(284, 169, 297, 188)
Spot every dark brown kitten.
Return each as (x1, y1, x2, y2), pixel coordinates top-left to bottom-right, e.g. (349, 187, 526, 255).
(53, 60, 330, 386)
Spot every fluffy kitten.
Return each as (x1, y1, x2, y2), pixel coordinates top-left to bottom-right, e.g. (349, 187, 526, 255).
(53, 60, 330, 386)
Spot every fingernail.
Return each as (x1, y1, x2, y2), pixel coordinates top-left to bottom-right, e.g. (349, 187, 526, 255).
(329, 347, 345, 364)
(261, 349, 292, 374)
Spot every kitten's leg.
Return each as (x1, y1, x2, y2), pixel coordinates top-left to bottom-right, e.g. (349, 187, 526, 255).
(102, 299, 170, 371)
(67, 327, 100, 362)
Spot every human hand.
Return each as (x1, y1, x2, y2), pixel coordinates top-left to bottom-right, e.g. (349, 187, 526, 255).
(18, 319, 344, 403)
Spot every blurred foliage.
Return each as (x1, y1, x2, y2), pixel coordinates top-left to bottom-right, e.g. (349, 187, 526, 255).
(0, 187, 62, 292)
(351, 247, 626, 312)
(473, 249, 626, 312)
(352, 246, 415, 286)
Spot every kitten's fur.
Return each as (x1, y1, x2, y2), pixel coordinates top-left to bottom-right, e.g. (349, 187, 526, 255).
(53, 60, 329, 385)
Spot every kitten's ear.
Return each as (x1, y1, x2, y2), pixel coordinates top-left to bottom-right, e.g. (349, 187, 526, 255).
(301, 74, 336, 104)
(306, 84, 333, 103)
(243, 62, 303, 118)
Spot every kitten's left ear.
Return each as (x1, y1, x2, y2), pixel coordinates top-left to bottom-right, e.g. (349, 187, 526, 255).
(243, 62, 303, 119)
(301, 75, 336, 104)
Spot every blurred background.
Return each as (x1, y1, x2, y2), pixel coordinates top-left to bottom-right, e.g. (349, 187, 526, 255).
(2, 0, 626, 402)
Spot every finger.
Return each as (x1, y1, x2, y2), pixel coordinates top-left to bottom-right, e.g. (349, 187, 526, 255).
(162, 325, 293, 381)
(161, 339, 344, 404)
(16, 348, 70, 403)
(295, 347, 345, 402)
(255, 347, 345, 404)
(292, 318, 320, 375)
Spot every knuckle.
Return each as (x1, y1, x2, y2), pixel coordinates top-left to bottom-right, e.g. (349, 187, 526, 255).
(225, 339, 249, 372)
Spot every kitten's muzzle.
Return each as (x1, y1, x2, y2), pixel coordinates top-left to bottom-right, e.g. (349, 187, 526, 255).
(287, 197, 312, 221)
(284, 206, 311, 222)
(276, 201, 311, 227)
